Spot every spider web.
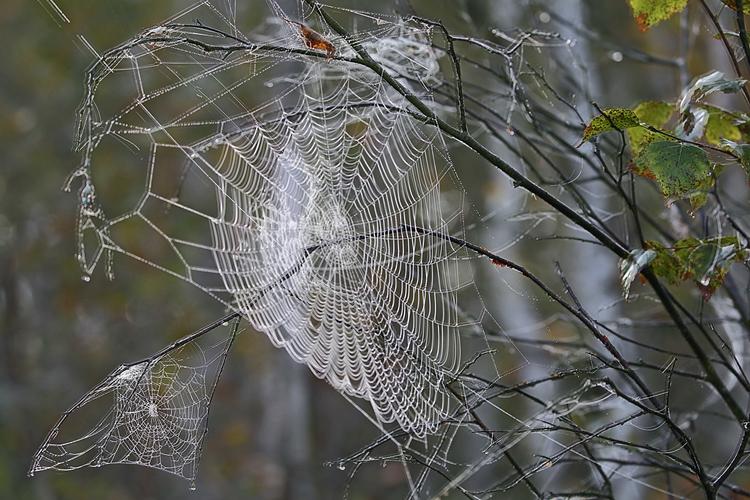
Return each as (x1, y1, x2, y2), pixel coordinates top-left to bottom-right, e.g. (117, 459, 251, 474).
(29, 316, 240, 481)
(32, 0, 513, 482)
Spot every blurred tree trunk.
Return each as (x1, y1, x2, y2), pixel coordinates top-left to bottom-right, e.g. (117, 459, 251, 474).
(258, 355, 316, 500)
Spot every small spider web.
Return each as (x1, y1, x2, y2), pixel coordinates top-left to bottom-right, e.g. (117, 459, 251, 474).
(29, 316, 240, 482)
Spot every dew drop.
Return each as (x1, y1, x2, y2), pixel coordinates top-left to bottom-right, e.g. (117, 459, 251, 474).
(81, 274, 91, 282)
(222, 321, 229, 326)
(189, 481, 197, 491)
(337, 462, 346, 471)
(610, 51, 623, 63)
(80, 181, 97, 215)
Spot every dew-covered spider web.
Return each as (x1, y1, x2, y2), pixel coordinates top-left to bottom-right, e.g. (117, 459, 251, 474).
(31, 0, 516, 482)
(30, 316, 240, 481)
(27, 0, 647, 494)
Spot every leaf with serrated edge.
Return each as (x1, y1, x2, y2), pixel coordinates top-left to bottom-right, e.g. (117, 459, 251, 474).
(704, 106, 742, 146)
(634, 141, 711, 200)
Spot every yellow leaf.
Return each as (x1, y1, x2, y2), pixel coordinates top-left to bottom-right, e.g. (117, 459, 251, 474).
(628, 0, 688, 31)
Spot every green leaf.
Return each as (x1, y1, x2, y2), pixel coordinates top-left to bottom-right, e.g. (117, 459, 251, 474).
(633, 141, 711, 200)
(686, 174, 716, 213)
(628, 0, 688, 30)
(645, 237, 747, 299)
(627, 101, 674, 156)
(634, 101, 674, 126)
(581, 108, 640, 144)
(704, 106, 742, 145)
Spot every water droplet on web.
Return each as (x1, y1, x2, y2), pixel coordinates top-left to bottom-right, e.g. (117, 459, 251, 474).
(610, 51, 623, 63)
(81, 274, 91, 282)
(80, 181, 98, 215)
(381, 460, 387, 468)
(337, 462, 346, 471)
(189, 481, 197, 491)
(222, 321, 229, 326)
(264, 82, 273, 88)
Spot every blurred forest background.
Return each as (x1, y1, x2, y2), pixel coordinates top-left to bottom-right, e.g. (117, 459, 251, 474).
(1, 0, 744, 499)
